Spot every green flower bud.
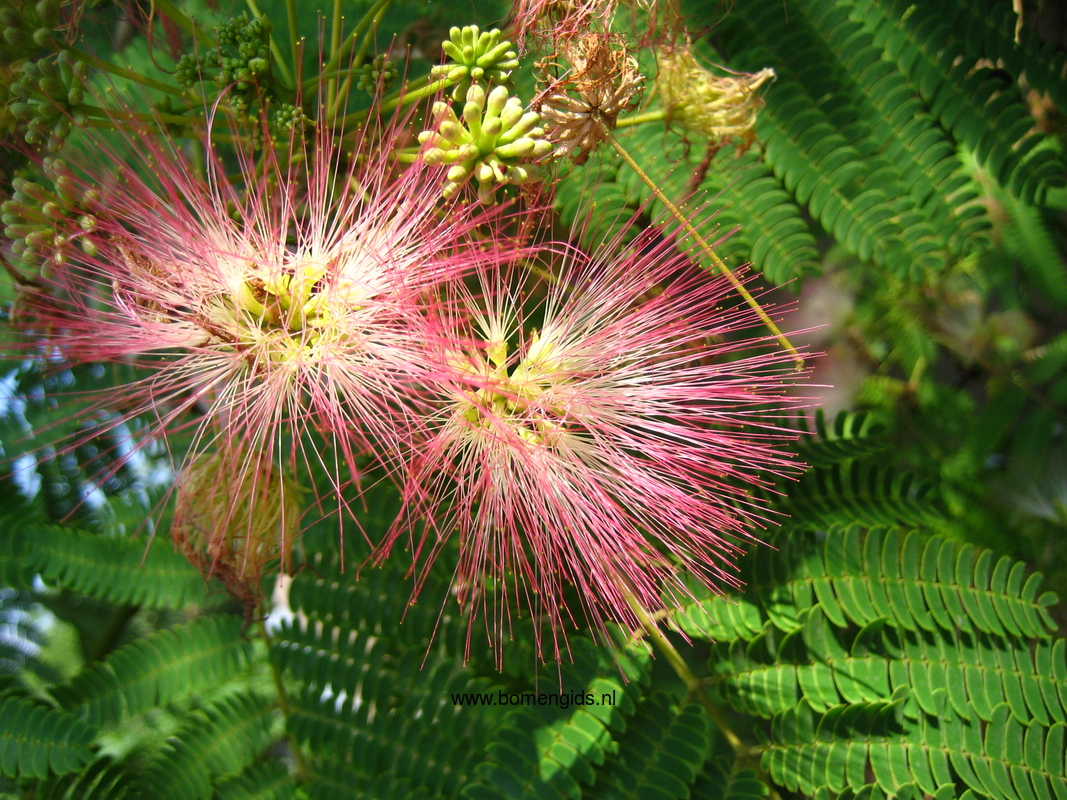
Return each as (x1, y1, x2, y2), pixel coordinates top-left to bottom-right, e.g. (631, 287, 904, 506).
(0, 8, 22, 28)
(36, 0, 60, 28)
(418, 83, 553, 203)
(433, 25, 519, 101)
(4, 27, 27, 46)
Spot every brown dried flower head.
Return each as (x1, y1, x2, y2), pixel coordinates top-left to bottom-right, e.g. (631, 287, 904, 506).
(536, 33, 645, 163)
(657, 43, 775, 153)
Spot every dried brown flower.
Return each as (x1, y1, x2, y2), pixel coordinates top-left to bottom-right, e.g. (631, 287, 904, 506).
(536, 33, 645, 163)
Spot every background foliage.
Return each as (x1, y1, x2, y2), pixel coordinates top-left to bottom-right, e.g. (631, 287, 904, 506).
(1, 0, 1066, 798)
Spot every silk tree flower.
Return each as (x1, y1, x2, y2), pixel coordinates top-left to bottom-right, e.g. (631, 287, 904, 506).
(378, 230, 807, 661)
(9, 105, 517, 585)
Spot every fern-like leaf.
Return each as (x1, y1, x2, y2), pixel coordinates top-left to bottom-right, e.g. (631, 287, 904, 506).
(13, 522, 211, 609)
(0, 696, 96, 779)
(136, 693, 278, 800)
(52, 616, 253, 728)
(774, 463, 945, 529)
(795, 409, 891, 468)
(854, 0, 1065, 203)
(462, 638, 651, 800)
(584, 697, 713, 800)
(215, 760, 297, 800)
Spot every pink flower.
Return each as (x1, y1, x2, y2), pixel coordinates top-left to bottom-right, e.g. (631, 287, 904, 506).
(378, 230, 807, 662)
(11, 106, 517, 583)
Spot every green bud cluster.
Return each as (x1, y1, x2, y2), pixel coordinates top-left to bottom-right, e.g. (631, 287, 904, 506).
(2, 157, 98, 276)
(176, 13, 273, 115)
(0, 0, 60, 63)
(269, 102, 308, 138)
(419, 84, 553, 203)
(357, 54, 399, 96)
(432, 26, 519, 101)
(246, 102, 310, 150)
(9, 51, 89, 152)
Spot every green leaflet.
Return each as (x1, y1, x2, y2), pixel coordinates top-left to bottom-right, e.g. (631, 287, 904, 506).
(0, 696, 96, 779)
(764, 699, 1067, 800)
(51, 616, 253, 729)
(215, 760, 298, 800)
(462, 638, 651, 800)
(135, 693, 278, 800)
(795, 410, 891, 469)
(0, 517, 212, 609)
(584, 698, 713, 800)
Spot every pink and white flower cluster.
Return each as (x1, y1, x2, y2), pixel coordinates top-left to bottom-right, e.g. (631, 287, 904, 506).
(11, 105, 805, 656)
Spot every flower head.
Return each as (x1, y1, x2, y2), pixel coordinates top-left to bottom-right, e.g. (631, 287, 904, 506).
(379, 230, 806, 661)
(537, 33, 644, 163)
(9, 100, 519, 580)
(658, 42, 775, 152)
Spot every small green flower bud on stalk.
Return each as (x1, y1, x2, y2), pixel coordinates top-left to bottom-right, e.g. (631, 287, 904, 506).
(357, 53, 399, 96)
(9, 51, 89, 151)
(35, 0, 59, 28)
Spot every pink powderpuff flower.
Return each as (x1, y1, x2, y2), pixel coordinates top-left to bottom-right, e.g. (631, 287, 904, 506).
(377, 229, 808, 662)
(7, 102, 519, 588)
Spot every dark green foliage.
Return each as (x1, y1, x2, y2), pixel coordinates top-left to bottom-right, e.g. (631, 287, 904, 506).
(52, 616, 253, 728)
(136, 693, 278, 800)
(462, 639, 651, 800)
(795, 410, 890, 468)
(691, 522, 1066, 800)
(855, 0, 1064, 202)
(557, 0, 1065, 287)
(558, 121, 822, 286)
(215, 760, 298, 800)
(772, 463, 945, 528)
(30, 758, 132, 800)
(584, 698, 713, 800)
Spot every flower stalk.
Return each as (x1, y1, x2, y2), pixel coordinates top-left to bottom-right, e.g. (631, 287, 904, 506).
(600, 120, 804, 370)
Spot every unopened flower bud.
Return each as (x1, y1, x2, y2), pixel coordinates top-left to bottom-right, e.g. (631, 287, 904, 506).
(433, 25, 519, 101)
(418, 82, 552, 202)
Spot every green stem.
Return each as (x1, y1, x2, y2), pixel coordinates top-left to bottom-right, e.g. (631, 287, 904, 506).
(338, 74, 453, 127)
(625, 595, 784, 800)
(286, 0, 300, 84)
(307, 0, 393, 93)
(338, 0, 388, 112)
(614, 109, 667, 129)
(254, 588, 310, 784)
(58, 43, 186, 98)
(244, 0, 294, 89)
(81, 103, 200, 128)
(601, 123, 804, 370)
(327, 0, 344, 118)
(152, 0, 213, 48)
